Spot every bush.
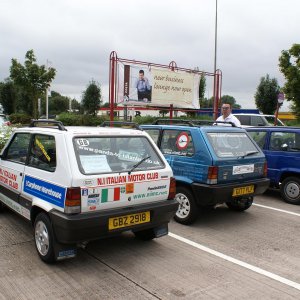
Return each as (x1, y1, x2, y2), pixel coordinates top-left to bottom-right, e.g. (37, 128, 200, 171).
(9, 113, 32, 125)
(57, 112, 109, 126)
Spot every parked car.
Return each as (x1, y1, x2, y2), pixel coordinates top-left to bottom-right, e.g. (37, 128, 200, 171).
(0, 120, 178, 263)
(247, 126, 300, 204)
(233, 114, 285, 127)
(141, 120, 270, 224)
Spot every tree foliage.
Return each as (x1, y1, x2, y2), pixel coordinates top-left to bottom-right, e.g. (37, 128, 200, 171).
(10, 49, 56, 118)
(82, 80, 101, 116)
(220, 95, 241, 109)
(279, 44, 300, 118)
(198, 74, 206, 107)
(254, 74, 280, 114)
(0, 79, 17, 114)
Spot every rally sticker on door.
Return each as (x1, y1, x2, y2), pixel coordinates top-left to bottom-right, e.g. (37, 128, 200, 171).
(176, 132, 189, 150)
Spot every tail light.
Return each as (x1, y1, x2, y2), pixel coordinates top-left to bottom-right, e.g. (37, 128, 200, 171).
(168, 177, 176, 200)
(65, 187, 81, 214)
(207, 166, 218, 184)
(263, 162, 268, 177)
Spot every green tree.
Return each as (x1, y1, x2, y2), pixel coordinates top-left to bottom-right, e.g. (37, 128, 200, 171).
(10, 49, 56, 118)
(254, 74, 280, 114)
(279, 44, 300, 118)
(0, 79, 17, 114)
(220, 95, 241, 109)
(199, 74, 206, 107)
(82, 80, 102, 116)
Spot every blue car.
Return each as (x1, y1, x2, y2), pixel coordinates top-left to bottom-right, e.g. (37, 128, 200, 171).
(141, 121, 270, 224)
(247, 126, 300, 204)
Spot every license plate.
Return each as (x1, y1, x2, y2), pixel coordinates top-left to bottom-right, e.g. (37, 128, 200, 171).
(232, 185, 254, 197)
(108, 211, 150, 230)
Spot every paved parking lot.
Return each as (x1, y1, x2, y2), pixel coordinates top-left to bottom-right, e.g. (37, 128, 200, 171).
(1, 190, 300, 299)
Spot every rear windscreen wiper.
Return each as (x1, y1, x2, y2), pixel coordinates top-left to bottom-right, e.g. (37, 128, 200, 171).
(128, 156, 151, 174)
(238, 151, 259, 159)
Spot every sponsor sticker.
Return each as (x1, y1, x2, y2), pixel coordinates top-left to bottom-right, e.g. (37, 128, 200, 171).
(233, 164, 254, 175)
(23, 175, 66, 208)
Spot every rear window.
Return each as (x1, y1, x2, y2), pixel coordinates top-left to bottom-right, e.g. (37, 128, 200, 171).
(207, 132, 259, 158)
(73, 136, 164, 174)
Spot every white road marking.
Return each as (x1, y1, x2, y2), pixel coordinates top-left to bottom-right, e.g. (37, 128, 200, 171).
(169, 232, 300, 291)
(253, 203, 300, 217)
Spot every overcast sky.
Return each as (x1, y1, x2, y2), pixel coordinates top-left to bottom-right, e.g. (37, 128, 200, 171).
(1, 0, 298, 110)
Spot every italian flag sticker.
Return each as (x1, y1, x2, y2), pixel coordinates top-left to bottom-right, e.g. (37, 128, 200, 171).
(101, 187, 120, 202)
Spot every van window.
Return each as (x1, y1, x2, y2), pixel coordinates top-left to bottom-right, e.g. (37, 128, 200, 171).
(28, 135, 56, 172)
(161, 130, 194, 157)
(207, 132, 258, 158)
(73, 136, 164, 174)
(248, 131, 267, 149)
(5, 133, 31, 164)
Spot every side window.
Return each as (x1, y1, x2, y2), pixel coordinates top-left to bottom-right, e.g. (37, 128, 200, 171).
(144, 129, 160, 145)
(236, 115, 250, 125)
(161, 130, 194, 156)
(248, 131, 267, 149)
(270, 132, 285, 151)
(5, 133, 31, 164)
(251, 116, 265, 126)
(28, 134, 56, 172)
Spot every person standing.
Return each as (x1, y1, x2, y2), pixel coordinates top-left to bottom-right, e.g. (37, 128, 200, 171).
(135, 70, 151, 101)
(216, 103, 241, 127)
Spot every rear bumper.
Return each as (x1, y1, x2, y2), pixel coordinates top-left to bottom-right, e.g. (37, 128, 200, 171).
(49, 199, 178, 244)
(191, 178, 270, 206)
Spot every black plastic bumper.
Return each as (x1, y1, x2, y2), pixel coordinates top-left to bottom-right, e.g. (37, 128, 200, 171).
(191, 178, 270, 206)
(49, 199, 178, 244)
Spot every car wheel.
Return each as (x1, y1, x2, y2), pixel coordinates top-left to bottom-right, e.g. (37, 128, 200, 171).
(280, 177, 300, 205)
(226, 196, 253, 211)
(34, 212, 56, 263)
(134, 228, 156, 241)
(174, 187, 198, 225)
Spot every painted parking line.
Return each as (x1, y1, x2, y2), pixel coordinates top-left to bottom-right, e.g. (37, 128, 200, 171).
(253, 203, 300, 217)
(169, 232, 300, 291)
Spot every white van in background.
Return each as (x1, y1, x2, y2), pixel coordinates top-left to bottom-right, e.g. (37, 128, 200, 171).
(233, 114, 285, 127)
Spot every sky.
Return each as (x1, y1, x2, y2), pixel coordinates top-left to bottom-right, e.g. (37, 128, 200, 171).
(0, 0, 298, 110)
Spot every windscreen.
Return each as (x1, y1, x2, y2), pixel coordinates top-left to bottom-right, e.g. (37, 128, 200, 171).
(73, 136, 164, 174)
(207, 132, 259, 158)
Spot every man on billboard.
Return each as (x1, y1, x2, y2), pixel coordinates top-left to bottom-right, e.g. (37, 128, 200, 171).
(135, 70, 151, 102)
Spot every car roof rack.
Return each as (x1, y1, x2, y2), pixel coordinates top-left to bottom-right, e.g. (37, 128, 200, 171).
(100, 121, 141, 130)
(152, 119, 195, 126)
(29, 119, 67, 131)
(152, 119, 237, 127)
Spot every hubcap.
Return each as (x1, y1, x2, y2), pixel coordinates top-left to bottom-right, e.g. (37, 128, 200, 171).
(35, 220, 50, 256)
(175, 193, 190, 219)
(285, 182, 300, 199)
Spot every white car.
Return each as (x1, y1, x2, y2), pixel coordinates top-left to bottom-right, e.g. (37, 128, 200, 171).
(0, 120, 178, 263)
(233, 114, 285, 127)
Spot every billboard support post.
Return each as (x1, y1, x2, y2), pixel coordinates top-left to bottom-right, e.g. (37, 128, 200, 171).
(109, 51, 117, 124)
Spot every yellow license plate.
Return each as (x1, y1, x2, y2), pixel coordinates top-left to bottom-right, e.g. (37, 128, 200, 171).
(232, 185, 254, 197)
(108, 211, 150, 230)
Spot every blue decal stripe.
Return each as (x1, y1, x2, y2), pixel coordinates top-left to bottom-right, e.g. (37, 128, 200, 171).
(23, 175, 66, 208)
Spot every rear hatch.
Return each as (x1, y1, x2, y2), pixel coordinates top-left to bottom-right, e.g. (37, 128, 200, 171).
(205, 130, 266, 184)
(70, 134, 172, 213)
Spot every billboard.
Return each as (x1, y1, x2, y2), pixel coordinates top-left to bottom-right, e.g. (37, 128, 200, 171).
(117, 65, 200, 109)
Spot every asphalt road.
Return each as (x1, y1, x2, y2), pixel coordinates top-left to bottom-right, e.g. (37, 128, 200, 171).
(1, 190, 300, 299)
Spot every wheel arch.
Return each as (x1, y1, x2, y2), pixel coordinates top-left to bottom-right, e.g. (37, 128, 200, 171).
(280, 172, 300, 184)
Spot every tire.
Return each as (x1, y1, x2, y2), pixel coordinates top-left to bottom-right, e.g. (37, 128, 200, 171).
(174, 187, 198, 225)
(34, 212, 56, 263)
(134, 228, 156, 241)
(280, 176, 300, 205)
(226, 196, 253, 212)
